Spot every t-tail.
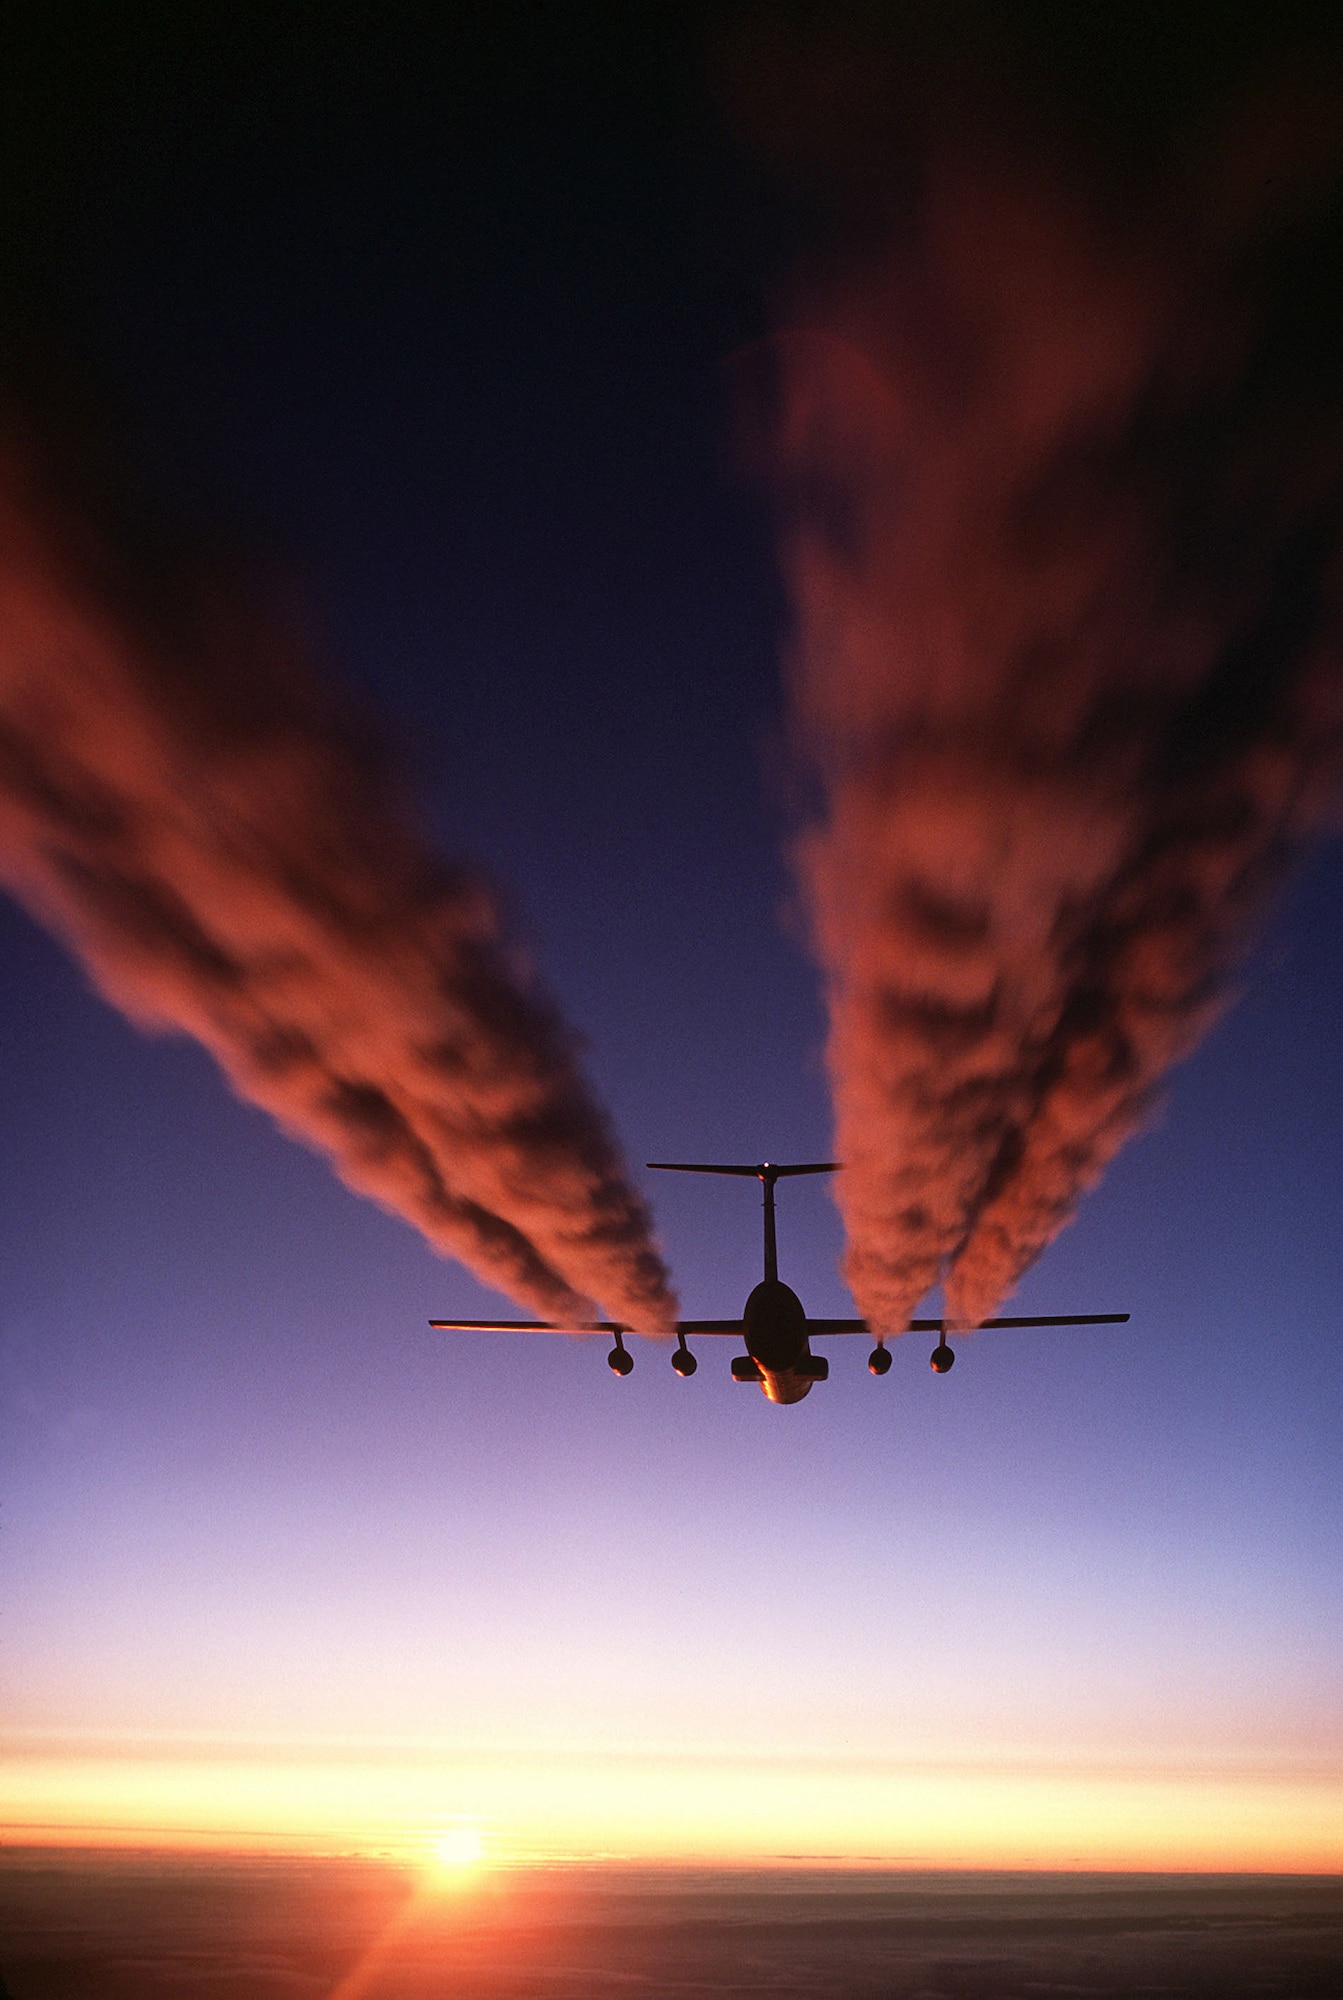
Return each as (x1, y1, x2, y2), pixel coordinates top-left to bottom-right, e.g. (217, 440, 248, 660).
(645, 1161, 839, 1283)
(646, 1162, 839, 1402)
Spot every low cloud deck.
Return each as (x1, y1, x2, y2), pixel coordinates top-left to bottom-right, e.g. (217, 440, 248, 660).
(2, 1852, 1341, 1999)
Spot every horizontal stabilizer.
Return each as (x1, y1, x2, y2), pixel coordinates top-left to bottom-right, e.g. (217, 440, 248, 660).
(647, 1160, 839, 1178)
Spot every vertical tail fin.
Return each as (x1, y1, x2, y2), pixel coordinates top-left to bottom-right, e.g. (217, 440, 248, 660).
(646, 1162, 840, 1282)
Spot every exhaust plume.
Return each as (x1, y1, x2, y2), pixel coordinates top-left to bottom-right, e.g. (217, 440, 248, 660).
(742, 6, 1343, 1330)
(0, 413, 676, 1332)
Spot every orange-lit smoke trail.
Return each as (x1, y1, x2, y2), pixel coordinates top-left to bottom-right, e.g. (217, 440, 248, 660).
(0, 433, 676, 1332)
(740, 7, 1343, 1331)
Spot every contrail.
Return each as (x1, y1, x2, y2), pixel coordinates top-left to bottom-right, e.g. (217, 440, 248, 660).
(0, 416, 677, 1332)
(739, 5, 1343, 1331)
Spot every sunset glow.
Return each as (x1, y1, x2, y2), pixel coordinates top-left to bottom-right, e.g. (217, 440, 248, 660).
(431, 1826, 485, 1873)
(3, 1742, 1340, 1872)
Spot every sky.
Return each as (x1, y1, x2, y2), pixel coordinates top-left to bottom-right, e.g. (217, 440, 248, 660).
(1, 4, 1340, 1869)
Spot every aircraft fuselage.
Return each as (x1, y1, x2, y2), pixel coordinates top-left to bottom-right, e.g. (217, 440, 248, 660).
(739, 1277, 828, 1403)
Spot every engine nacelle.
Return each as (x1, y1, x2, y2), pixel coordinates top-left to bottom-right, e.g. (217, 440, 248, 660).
(930, 1342, 955, 1374)
(868, 1344, 893, 1376)
(670, 1345, 697, 1377)
(608, 1343, 634, 1376)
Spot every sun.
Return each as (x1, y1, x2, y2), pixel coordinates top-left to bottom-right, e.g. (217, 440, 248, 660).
(430, 1826, 484, 1874)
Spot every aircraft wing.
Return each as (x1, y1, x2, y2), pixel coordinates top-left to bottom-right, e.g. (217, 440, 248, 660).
(428, 1318, 630, 1333)
(430, 1312, 1130, 1335)
(806, 1313, 1130, 1334)
(431, 1318, 753, 1337)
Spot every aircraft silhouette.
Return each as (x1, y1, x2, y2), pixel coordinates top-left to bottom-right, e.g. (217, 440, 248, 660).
(430, 1161, 1129, 1404)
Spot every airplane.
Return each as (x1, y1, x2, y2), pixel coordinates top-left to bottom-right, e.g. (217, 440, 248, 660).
(429, 1161, 1130, 1405)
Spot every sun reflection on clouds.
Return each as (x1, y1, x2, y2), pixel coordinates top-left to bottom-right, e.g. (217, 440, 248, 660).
(326, 1828, 490, 2000)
